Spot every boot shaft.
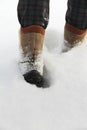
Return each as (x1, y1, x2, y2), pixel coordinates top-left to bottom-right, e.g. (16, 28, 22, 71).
(64, 23, 87, 47)
(19, 26, 45, 75)
(20, 31, 44, 60)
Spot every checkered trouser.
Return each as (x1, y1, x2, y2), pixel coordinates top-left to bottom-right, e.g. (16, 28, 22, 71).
(66, 0, 87, 30)
(17, 0, 49, 29)
(17, 0, 87, 30)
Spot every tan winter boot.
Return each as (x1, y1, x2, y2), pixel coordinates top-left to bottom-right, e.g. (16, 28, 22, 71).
(64, 23, 87, 49)
(19, 25, 45, 87)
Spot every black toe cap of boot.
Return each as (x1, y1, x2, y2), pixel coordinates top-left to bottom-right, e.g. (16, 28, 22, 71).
(23, 70, 50, 88)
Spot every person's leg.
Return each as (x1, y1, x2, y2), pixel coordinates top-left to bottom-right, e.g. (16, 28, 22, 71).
(64, 0, 87, 47)
(17, 0, 50, 87)
(17, 0, 49, 28)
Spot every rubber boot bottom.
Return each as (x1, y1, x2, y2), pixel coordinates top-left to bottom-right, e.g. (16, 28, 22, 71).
(23, 70, 50, 88)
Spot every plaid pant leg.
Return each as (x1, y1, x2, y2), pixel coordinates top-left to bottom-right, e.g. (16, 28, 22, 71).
(17, 0, 50, 29)
(66, 0, 87, 30)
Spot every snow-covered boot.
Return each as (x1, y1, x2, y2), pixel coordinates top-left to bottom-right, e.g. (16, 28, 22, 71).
(19, 25, 45, 87)
(64, 23, 87, 50)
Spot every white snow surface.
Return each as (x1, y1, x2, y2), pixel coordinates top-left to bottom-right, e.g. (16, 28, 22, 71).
(0, 0, 87, 130)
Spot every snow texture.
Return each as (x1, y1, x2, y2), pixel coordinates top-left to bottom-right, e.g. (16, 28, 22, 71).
(19, 50, 43, 75)
(0, 0, 87, 129)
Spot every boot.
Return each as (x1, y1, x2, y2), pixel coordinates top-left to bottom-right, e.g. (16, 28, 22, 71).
(64, 23, 87, 49)
(19, 25, 45, 87)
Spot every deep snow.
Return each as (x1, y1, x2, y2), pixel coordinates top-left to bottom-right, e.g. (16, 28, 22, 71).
(0, 0, 87, 130)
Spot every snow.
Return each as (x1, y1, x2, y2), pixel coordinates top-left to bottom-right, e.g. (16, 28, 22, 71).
(0, 0, 87, 129)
